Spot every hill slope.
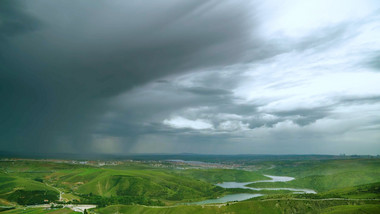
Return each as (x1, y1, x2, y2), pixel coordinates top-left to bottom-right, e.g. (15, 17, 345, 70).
(50, 168, 224, 201)
(0, 173, 59, 205)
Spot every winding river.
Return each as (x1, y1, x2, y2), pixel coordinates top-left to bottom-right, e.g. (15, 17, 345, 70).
(189, 175, 316, 205)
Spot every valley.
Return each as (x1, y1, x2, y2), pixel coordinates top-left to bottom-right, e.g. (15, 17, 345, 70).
(0, 155, 379, 213)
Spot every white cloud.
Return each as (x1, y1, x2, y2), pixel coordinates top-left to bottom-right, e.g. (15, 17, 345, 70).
(103, 0, 380, 154)
(259, 0, 379, 38)
(218, 120, 249, 131)
(216, 113, 243, 120)
(163, 116, 214, 130)
(234, 20, 380, 112)
(259, 113, 279, 121)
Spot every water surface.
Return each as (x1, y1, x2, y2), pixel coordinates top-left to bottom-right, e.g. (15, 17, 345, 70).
(187, 193, 263, 205)
(190, 175, 316, 204)
(216, 175, 315, 194)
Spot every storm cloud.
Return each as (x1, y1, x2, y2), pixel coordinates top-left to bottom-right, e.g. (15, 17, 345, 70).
(1, 0, 380, 155)
(0, 0, 258, 152)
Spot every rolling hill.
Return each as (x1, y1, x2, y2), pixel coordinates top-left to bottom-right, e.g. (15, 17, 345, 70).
(49, 168, 224, 201)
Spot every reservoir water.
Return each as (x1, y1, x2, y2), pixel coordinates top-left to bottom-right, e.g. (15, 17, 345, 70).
(187, 193, 263, 205)
(189, 175, 316, 205)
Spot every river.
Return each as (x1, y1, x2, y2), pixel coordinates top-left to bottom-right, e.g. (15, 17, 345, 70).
(189, 175, 316, 205)
(187, 193, 263, 205)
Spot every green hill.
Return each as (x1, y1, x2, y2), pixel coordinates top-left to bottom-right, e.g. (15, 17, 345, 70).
(95, 199, 380, 214)
(2, 158, 380, 211)
(0, 173, 59, 205)
(50, 168, 224, 202)
(321, 204, 380, 214)
(247, 170, 380, 192)
(174, 169, 268, 183)
(321, 182, 380, 199)
(1, 207, 80, 214)
(262, 159, 380, 178)
(247, 159, 380, 192)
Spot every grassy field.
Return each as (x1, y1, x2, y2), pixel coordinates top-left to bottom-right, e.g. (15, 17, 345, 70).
(321, 182, 380, 199)
(260, 159, 380, 178)
(1, 208, 80, 214)
(0, 172, 59, 205)
(321, 204, 380, 214)
(173, 168, 268, 183)
(247, 159, 380, 192)
(95, 199, 380, 214)
(49, 168, 224, 202)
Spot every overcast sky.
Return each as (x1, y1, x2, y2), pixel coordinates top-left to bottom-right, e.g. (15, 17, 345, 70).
(1, 0, 380, 155)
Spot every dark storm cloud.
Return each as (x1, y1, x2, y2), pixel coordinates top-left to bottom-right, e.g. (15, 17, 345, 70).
(183, 87, 232, 96)
(3, 0, 379, 155)
(274, 108, 331, 127)
(0, 0, 261, 152)
(0, 0, 41, 41)
(95, 84, 236, 135)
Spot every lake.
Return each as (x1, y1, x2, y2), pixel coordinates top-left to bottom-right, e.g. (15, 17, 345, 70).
(189, 175, 316, 205)
(187, 193, 263, 205)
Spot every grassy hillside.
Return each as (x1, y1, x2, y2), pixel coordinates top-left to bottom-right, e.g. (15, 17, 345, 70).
(49, 168, 224, 202)
(247, 159, 380, 192)
(0, 173, 56, 194)
(95, 199, 380, 214)
(261, 159, 380, 178)
(248, 171, 380, 192)
(320, 182, 380, 199)
(174, 169, 268, 183)
(0, 160, 87, 180)
(321, 204, 380, 214)
(0, 173, 59, 205)
(1, 157, 380, 212)
(1, 207, 80, 214)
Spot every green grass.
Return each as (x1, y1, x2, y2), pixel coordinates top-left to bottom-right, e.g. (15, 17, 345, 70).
(2, 157, 380, 212)
(0, 198, 15, 206)
(247, 159, 380, 192)
(95, 199, 380, 214)
(173, 168, 268, 183)
(1, 208, 80, 214)
(261, 159, 380, 178)
(321, 204, 380, 214)
(50, 168, 224, 202)
(320, 182, 380, 199)
(0, 173, 59, 205)
(61, 193, 81, 202)
(247, 171, 380, 192)
(0, 174, 57, 194)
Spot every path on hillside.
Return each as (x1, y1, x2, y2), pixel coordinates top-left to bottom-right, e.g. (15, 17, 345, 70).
(44, 183, 62, 201)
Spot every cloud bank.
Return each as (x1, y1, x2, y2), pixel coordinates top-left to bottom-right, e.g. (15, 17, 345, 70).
(1, 0, 380, 155)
